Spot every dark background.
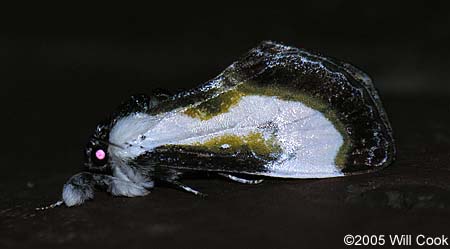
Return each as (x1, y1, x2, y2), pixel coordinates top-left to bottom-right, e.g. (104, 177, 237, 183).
(1, 2, 450, 249)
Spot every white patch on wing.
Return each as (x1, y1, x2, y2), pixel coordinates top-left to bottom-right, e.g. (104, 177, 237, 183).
(109, 95, 344, 178)
(220, 144, 231, 149)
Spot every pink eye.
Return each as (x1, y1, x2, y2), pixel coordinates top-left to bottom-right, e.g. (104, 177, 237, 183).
(95, 149, 106, 160)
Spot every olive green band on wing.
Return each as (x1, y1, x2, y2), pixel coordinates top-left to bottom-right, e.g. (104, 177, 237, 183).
(147, 41, 395, 175)
(183, 83, 351, 168)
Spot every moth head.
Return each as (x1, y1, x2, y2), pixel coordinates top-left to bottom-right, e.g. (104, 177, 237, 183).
(84, 124, 112, 172)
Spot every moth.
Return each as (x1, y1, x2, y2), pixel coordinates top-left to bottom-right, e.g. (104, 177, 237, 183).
(41, 41, 395, 208)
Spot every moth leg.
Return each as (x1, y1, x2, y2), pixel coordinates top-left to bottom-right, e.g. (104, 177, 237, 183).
(62, 172, 149, 207)
(166, 180, 207, 197)
(108, 177, 150, 198)
(218, 173, 264, 184)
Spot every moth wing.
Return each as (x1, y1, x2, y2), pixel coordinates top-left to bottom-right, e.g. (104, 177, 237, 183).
(133, 145, 270, 176)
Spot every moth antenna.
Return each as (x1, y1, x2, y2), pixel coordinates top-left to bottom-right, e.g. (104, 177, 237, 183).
(100, 140, 124, 150)
(35, 200, 64, 211)
(110, 142, 124, 149)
